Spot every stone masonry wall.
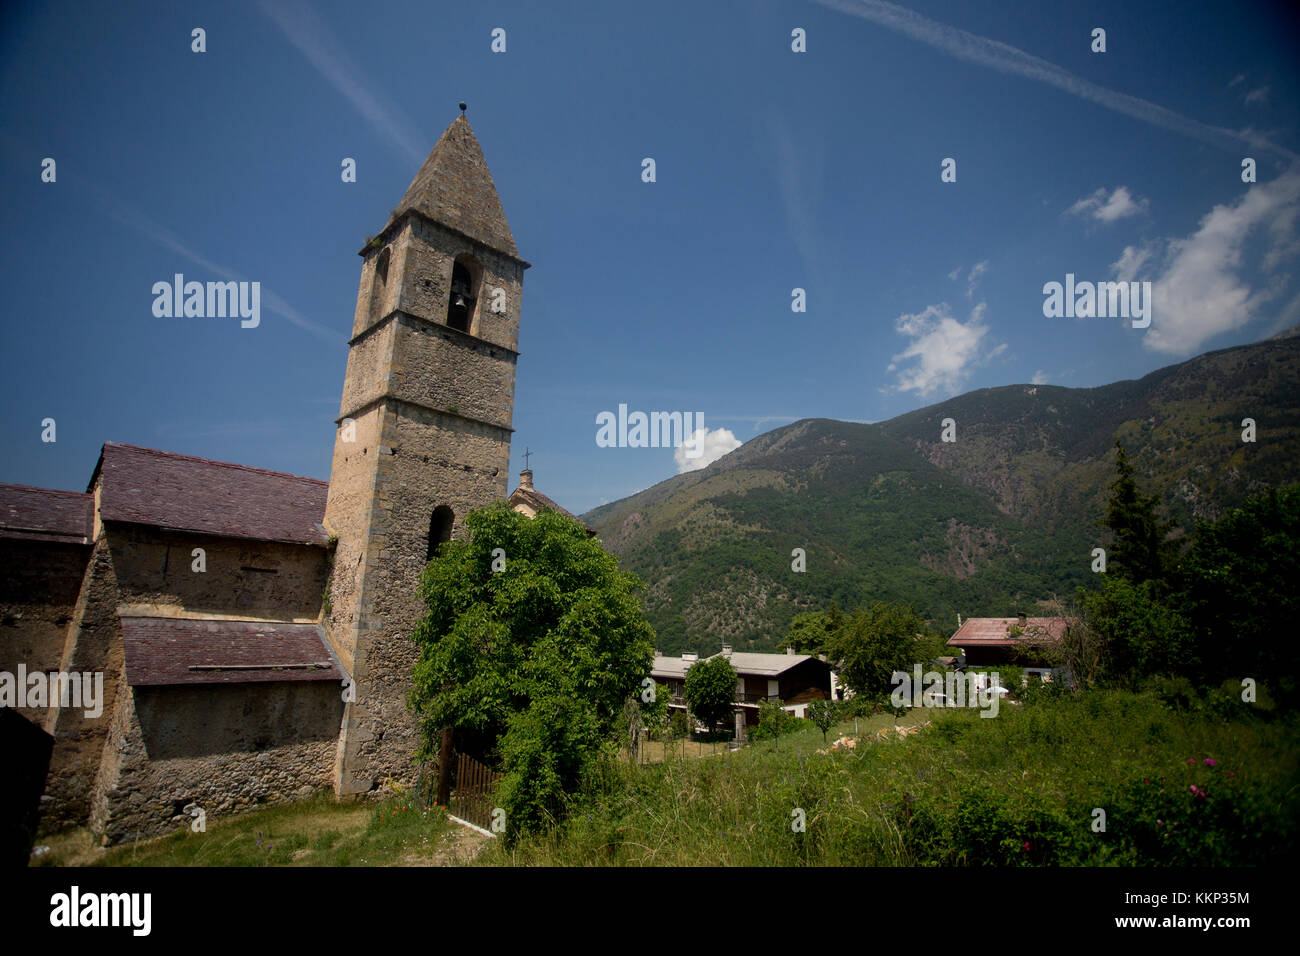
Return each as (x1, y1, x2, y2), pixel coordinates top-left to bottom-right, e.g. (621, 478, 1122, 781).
(0, 538, 89, 726)
(90, 678, 341, 844)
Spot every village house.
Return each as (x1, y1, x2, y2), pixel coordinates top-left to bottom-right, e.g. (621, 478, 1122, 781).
(946, 612, 1073, 683)
(651, 645, 834, 728)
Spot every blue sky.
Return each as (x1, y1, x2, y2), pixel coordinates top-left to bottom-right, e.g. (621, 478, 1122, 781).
(2, 0, 1297, 514)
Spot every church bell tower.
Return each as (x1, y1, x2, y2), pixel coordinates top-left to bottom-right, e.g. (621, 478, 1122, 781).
(323, 110, 528, 795)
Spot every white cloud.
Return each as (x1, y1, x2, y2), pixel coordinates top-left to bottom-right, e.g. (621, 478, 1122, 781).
(1119, 168, 1300, 354)
(947, 265, 962, 281)
(1031, 369, 1048, 385)
(675, 426, 743, 473)
(1244, 86, 1270, 107)
(887, 301, 1006, 397)
(1112, 243, 1155, 283)
(815, 0, 1296, 161)
(1067, 186, 1148, 223)
(1229, 74, 1246, 88)
(966, 259, 989, 297)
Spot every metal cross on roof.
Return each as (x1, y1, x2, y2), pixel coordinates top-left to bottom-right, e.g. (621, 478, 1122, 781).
(523, 447, 532, 469)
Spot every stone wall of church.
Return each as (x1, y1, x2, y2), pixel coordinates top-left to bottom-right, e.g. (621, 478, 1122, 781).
(90, 678, 341, 844)
(106, 524, 329, 622)
(395, 217, 524, 351)
(322, 404, 383, 678)
(42, 538, 126, 831)
(337, 320, 395, 422)
(388, 316, 518, 430)
(333, 403, 511, 795)
(40, 523, 331, 835)
(0, 538, 89, 726)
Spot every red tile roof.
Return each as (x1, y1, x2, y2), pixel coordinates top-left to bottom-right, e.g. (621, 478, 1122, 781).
(0, 483, 93, 544)
(94, 443, 329, 547)
(947, 617, 1070, 648)
(121, 616, 342, 686)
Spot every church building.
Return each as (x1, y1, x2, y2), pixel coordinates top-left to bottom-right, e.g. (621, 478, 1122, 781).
(0, 111, 574, 845)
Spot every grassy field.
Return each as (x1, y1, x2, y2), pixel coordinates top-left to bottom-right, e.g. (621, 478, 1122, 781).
(476, 689, 1299, 866)
(32, 690, 1297, 867)
(33, 792, 483, 867)
(634, 708, 926, 764)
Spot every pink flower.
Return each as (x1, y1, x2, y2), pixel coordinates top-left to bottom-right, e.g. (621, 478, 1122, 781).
(1204, 758, 1218, 767)
(1186, 758, 1196, 765)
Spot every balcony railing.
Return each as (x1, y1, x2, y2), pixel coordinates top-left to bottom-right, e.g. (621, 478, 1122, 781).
(670, 693, 780, 707)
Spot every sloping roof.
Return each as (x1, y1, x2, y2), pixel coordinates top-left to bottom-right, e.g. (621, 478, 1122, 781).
(509, 485, 577, 520)
(508, 484, 597, 535)
(650, 651, 822, 680)
(947, 617, 1070, 648)
(651, 655, 695, 680)
(121, 616, 342, 686)
(94, 443, 329, 547)
(717, 652, 820, 677)
(0, 483, 93, 544)
(394, 114, 522, 260)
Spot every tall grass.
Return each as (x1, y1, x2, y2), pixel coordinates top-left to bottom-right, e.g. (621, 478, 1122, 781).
(477, 690, 1298, 866)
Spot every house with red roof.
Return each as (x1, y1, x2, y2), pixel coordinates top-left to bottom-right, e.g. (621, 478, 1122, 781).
(946, 612, 1073, 675)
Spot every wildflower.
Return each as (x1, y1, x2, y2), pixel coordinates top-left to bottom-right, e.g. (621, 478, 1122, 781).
(1186, 758, 1195, 765)
(1023, 840, 1032, 851)
(1204, 758, 1218, 767)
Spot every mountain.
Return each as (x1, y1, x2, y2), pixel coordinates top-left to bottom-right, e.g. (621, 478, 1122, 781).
(582, 333, 1300, 654)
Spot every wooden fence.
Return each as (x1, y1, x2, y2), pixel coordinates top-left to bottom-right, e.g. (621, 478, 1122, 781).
(451, 751, 502, 833)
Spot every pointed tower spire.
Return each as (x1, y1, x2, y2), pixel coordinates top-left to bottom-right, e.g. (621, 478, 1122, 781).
(394, 112, 520, 259)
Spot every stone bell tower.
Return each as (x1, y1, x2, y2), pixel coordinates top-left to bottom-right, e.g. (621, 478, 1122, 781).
(323, 109, 528, 795)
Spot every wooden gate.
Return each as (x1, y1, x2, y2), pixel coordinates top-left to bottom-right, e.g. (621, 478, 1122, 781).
(451, 751, 502, 833)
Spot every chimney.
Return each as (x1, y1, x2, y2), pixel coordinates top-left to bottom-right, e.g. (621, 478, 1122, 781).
(1017, 611, 1027, 626)
(721, 644, 732, 657)
(785, 646, 795, 655)
(519, 469, 534, 490)
(682, 651, 697, 662)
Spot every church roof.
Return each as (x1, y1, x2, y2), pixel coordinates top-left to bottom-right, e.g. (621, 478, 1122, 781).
(93, 443, 329, 547)
(508, 485, 580, 521)
(394, 114, 522, 260)
(121, 616, 342, 686)
(508, 474, 596, 535)
(0, 483, 93, 544)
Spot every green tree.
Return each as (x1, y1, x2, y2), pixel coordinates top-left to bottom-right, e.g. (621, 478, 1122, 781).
(781, 603, 846, 654)
(1176, 485, 1300, 705)
(808, 698, 837, 744)
(826, 601, 921, 698)
(1101, 441, 1175, 587)
(683, 655, 738, 733)
(1083, 576, 1193, 688)
(407, 502, 655, 842)
(640, 681, 671, 740)
(755, 697, 795, 746)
